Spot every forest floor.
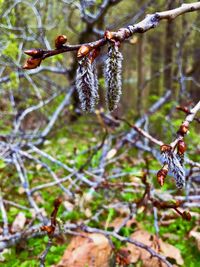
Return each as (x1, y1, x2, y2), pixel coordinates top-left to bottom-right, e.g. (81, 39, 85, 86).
(0, 112, 200, 267)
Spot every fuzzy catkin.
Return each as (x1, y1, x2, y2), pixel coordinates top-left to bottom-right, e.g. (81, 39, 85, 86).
(104, 44, 123, 111)
(177, 152, 184, 167)
(76, 57, 99, 112)
(92, 61, 99, 105)
(161, 150, 185, 189)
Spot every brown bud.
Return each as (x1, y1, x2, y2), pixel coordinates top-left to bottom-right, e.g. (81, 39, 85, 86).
(177, 140, 186, 155)
(23, 57, 42, 69)
(88, 48, 100, 63)
(157, 165, 168, 186)
(176, 106, 190, 114)
(54, 197, 62, 208)
(41, 225, 55, 235)
(55, 35, 67, 49)
(178, 123, 189, 135)
(77, 45, 91, 58)
(175, 200, 182, 207)
(160, 144, 172, 152)
(182, 211, 191, 221)
(104, 30, 114, 41)
(24, 49, 44, 58)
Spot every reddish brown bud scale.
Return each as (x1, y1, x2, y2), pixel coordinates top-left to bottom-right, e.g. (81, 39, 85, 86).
(55, 35, 67, 49)
(177, 140, 186, 154)
(24, 49, 44, 58)
(88, 48, 100, 63)
(77, 45, 91, 58)
(104, 30, 114, 41)
(40, 225, 55, 235)
(160, 144, 172, 152)
(182, 211, 191, 221)
(178, 124, 189, 135)
(54, 197, 62, 208)
(157, 165, 168, 186)
(23, 57, 42, 69)
(176, 106, 190, 114)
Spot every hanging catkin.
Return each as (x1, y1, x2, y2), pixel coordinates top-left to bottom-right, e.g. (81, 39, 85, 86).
(104, 44, 123, 111)
(161, 149, 185, 189)
(76, 57, 99, 112)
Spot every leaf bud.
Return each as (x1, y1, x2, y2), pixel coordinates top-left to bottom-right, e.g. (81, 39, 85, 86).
(157, 164, 168, 186)
(160, 144, 172, 152)
(182, 211, 191, 221)
(177, 140, 186, 155)
(24, 49, 44, 58)
(89, 48, 100, 63)
(178, 123, 189, 135)
(55, 35, 67, 49)
(104, 30, 114, 41)
(77, 45, 91, 58)
(54, 197, 62, 208)
(23, 57, 42, 69)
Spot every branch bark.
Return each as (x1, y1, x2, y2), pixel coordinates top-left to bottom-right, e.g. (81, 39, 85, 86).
(24, 2, 200, 64)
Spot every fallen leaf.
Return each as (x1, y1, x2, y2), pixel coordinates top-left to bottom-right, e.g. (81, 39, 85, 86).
(109, 217, 137, 231)
(33, 192, 45, 204)
(30, 208, 46, 218)
(55, 233, 112, 267)
(0, 248, 11, 262)
(11, 212, 26, 233)
(18, 187, 25, 195)
(189, 228, 200, 251)
(106, 149, 117, 160)
(63, 201, 74, 212)
(124, 230, 184, 267)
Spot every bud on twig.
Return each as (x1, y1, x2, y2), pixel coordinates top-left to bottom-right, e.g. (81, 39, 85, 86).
(160, 144, 172, 152)
(24, 49, 44, 58)
(88, 48, 100, 63)
(178, 123, 189, 136)
(182, 211, 192, 221)
(55, 35, 67, 49)
(157, 164, 168, 186)
(176, 105, 191, 114)
(77, 45, 91, 58)
(177, 140, 186, 155)
(177, 140, 186, 166)
(23, 57, 42, 69)
(104, 30, 115, 41)
(104, 43, 123, 111)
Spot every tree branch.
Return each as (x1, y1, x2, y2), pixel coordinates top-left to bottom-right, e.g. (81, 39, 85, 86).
(24, 2, 200, 65)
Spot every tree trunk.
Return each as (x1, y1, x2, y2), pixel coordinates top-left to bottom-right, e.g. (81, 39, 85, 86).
(163, 1, 175, 93)
(137, 34, 145, 115)
(149, 32, 162, 95)
(190, 13, 200, 100)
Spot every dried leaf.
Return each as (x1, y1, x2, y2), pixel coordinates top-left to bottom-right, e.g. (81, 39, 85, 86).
(189, 228, 200, 251)
(56, 233, 112, 267)
(63, 201, 74, 212)
(11, 212, 26, 233)
(106, 148, 117, 160)
(125, 230, 184, 266)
